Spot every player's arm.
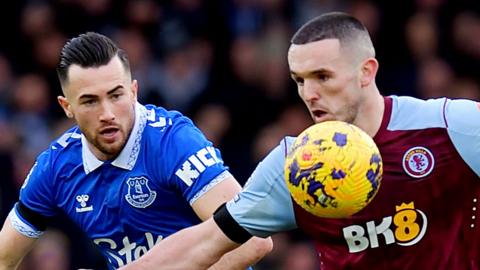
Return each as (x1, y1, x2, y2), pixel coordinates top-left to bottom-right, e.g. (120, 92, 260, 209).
(121, 200, 264, 270)
(0, 203, 46, 270)
(0, 214, 39, 269)
(445, 99, 480, 176)
(163, 117, 273, 268)
(0, 150, 56, 269)
(191, 176, 273, 270)
(191, 175, 242, 220)
(120, 218, 240, 270)
(121, 138, 297, 270)
(196, 137, 298, 269)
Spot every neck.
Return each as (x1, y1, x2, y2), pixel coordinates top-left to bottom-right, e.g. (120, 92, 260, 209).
(353, 87, 384, 137)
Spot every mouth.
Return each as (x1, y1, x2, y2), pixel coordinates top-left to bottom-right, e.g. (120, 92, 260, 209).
(99, 126, 120, 142)
(311, 109, 329, 122)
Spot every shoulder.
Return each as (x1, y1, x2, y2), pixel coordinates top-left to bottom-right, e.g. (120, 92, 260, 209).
(388, 95, 480, 133)
(443, 99, 480, 176)
(20, 127, 82, 199)
(141, 104, 219, 179)
(388, 96, 448, 131)
(144, 104, 191, 124)
(226, 136, 298, 236)
(443, 99, 480, 134)
(37, 126, 83, 171)
(283, 136, 297, 156)
(142, 104, 209, 159)
(245, 137, 294, 188)
(143, 104, 199, 142)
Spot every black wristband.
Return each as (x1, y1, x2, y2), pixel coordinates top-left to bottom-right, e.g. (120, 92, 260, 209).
(213, 203, 253, 244)
(16, 202, 49, 231)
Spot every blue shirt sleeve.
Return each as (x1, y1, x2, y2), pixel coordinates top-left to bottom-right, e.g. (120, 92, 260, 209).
(226, 137, 297, 237)
(445, 99, 480, 177)
(164, 116, 230, 205)
(19, 149, 57, 217)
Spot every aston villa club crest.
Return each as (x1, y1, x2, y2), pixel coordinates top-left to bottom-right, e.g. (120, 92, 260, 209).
(402, 147, 435, 178)
(125, 176, 157, 208)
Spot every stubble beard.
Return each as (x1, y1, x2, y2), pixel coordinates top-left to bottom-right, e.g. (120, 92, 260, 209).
(87, 130, 126, 160)
(344, 98, 361, 125)
(97, 137, 124, 158)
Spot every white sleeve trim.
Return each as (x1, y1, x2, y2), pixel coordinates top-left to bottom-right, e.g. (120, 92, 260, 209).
(9, 207, 44, 238)
(189, 170, 232, 205)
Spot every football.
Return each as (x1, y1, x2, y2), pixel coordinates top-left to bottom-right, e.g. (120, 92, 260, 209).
(285, 121, 383, 218)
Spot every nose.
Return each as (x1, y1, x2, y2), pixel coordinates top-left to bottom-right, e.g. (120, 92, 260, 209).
(99, 101, 115, 122)
(302, 79, 320, 103)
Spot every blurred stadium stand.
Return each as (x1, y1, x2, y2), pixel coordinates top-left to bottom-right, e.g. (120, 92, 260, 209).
(0, 0, 478, 269)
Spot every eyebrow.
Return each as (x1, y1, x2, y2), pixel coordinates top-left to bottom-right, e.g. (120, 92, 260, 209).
(291, 68, 331, 78)
(78, 85, 124, 100)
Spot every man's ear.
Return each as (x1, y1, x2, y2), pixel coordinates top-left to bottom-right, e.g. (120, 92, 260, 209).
(57, 96, 74, 118)
(360, 58, 379, 88)
(131, 79, 138, 100)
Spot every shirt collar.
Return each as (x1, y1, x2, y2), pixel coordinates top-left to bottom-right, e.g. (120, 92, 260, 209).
(82, 103, 147, 174)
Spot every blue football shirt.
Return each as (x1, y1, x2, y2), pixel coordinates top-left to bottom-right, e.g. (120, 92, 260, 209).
(10, 103, 233, 268)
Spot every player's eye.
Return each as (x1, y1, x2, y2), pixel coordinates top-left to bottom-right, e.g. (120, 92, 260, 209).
(82, 99, 97, 105)
(317, 74, 329, 82)
(292, 76, 304, 86)
(111, 93, 122, 100)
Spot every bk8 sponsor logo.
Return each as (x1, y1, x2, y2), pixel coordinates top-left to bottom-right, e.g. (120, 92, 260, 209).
(342, 202, 427, 253)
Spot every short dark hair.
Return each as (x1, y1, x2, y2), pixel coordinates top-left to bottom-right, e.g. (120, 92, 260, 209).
(291, 12, 374, 57)
(56, 32, 130, 86)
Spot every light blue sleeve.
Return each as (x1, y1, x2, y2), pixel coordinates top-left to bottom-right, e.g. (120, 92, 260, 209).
(445, 99, 480, 176)
(226, 137, 297, 237)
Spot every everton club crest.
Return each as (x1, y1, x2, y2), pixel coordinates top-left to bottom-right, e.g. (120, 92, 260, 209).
(125, 176, 157, 208)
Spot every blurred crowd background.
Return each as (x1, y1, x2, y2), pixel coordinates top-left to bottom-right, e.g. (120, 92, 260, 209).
(0, 0, 478, 269)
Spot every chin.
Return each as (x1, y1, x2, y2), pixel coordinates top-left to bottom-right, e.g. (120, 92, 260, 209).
(313, 115, 335, 123)
(97, 140, 125, 159)
(105, 143, 124, 156)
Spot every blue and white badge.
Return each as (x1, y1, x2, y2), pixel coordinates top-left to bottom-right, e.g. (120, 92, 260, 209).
(125, 176, 157, 208)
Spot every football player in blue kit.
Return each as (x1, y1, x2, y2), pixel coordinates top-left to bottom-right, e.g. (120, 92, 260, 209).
(0, 32, 271, 269)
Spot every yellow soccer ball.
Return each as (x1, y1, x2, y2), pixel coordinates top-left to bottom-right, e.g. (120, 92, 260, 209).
(285, 121, 382, 218)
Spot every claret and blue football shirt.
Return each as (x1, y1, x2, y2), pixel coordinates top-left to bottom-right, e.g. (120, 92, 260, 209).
(226, 96, 480, 269)
(10, 103, 232, 268)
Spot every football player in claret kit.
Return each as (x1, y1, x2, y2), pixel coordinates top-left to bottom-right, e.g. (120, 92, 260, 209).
(121, 12, 480, 270)
(0, 32, 272, 269)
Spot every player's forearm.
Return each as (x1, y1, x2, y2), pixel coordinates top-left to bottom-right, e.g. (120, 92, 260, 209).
(0, 217, 36, 270)
(0, 250, 20, 270)
(120, 227, 212, 270)
(0, 259, 19, 270)
(207, 236, 273, 270)
(0, 264, 17, 270)
(0, 243, 24, 270)
(120, 219, 239, 270)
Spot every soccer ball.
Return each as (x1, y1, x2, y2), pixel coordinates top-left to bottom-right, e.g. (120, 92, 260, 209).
(285, 121, 382, 218)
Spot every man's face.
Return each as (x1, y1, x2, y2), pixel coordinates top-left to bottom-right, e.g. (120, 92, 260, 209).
(58, 56, 137, 160)
(288, 39, 363, 124)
